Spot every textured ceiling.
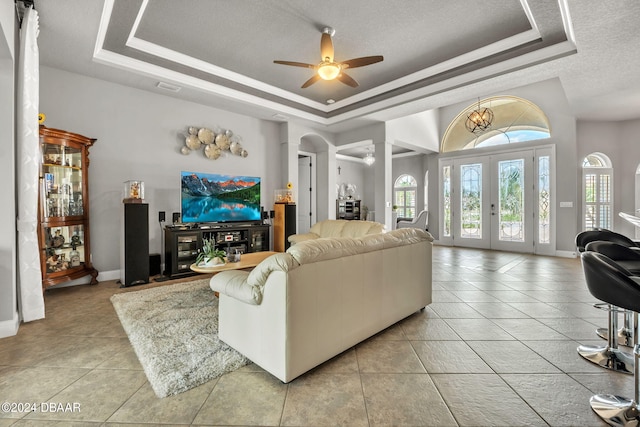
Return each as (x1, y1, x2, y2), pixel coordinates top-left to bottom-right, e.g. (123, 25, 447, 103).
(35, 0, 640, 138)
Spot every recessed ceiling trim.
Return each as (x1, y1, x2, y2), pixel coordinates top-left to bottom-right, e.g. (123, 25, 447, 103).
(94, 0, 575, 127)
(323, 39, 578, 126)
(518, 0, 540, 34)
(125, 24, 541, 116)
(93, 0, 115, 58)
(127, 35, 332, 112)
(336, 140, 374, 151)
(328, 27, 542, 110)
(558, 0, 576, 45)
(92, 48, 327, 124)
(125, 0, 330, 112)
(117, 0, 544, 115)
(336, 153, 365, 163)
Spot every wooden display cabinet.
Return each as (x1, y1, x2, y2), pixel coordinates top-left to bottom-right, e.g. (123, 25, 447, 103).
(336, 199, 361, 220)
(38, 126, 98, 289)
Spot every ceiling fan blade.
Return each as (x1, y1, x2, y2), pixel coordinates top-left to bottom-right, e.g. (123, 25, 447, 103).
(320, 32, 334, 62)
(301, 74, 321, 88)
(274, 60, 316, 69)
(337, 72, 359, 88)
(341, 55, 384, 69)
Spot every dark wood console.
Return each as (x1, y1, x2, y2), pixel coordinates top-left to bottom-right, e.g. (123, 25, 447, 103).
(164, 223, 270, 279)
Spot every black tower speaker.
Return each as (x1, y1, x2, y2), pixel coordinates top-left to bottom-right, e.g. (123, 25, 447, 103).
(121, 203, 149, 287)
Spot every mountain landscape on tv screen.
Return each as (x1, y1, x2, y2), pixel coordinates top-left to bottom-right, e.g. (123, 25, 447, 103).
(181, 172, 261, 223)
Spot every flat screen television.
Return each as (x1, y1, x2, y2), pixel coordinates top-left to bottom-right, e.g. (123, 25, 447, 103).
(181, 171, 261, 224)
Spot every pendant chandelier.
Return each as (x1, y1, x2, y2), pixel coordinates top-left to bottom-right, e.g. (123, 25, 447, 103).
(465, 99, 494, 134)
(363, 148, 375, 166)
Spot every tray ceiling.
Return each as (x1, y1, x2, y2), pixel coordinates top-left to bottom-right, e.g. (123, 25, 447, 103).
(92, 0, 576, 126)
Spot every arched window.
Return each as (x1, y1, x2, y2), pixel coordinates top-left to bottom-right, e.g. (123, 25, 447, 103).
(441, 96, 551, 153)
(582, 152, 613, 230)
(394, 174, 417, 218)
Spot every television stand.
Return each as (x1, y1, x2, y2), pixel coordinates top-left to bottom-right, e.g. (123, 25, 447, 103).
(164, 223, 270, 279)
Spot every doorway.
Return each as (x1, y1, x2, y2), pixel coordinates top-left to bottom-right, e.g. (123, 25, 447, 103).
(440, 146, 554, 254)
(297, 153, 316, 234)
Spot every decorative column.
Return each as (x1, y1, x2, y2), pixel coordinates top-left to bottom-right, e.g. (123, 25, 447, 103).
(374, 141, 393, 231)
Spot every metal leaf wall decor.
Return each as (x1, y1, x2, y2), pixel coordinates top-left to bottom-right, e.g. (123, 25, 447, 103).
(181, 126, 248, 160)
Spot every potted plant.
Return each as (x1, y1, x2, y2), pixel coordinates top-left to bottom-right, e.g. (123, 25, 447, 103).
(195, 237, 227, 267)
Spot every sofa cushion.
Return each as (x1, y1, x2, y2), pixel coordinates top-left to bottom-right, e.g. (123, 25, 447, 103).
(289, 219, 385, 244)
(210, 252, 299, 305)
(341, 220, 385, 237)
(247, 252, 299, 288)
(287, 228, 432, 266)
(287, 232, 320, 245)
(309, 219, 348, 237)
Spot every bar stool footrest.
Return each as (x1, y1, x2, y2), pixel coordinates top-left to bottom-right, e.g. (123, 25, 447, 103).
(590, 394, 640, 427)
(577, 344, 634, 374)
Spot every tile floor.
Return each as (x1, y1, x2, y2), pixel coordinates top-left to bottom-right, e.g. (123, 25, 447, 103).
(0, 246, 632, 426)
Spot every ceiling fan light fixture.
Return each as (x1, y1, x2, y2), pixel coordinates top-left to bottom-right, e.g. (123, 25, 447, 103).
(317, 62, 341, 80)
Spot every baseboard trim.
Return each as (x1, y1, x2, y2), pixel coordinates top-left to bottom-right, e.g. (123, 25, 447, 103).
(98, 269, 120, 282)
(432, 242, 577, 259)
(47, 269, 121, 289)
(555, 250, 577, 258)
(0, 310, 20, 338)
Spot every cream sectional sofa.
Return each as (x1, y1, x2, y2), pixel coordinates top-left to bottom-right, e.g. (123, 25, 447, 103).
(210, 228, 433, 383)
(287, 219, 385, 245)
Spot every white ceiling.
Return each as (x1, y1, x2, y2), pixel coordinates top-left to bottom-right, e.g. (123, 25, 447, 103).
(34, 0, 640, 153)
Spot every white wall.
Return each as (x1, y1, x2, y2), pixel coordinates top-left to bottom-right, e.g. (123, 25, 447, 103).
(386, 110, 440, 153)
(336, 158, 368, 206)
(577, 118, 640, 238)
(40, 66, 282, 276)
(0, 0, 14, 59)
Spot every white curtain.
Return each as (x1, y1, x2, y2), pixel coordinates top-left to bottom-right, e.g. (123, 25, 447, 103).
(17, 7, 44, 322)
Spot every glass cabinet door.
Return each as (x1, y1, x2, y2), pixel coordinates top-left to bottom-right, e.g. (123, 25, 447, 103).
(42, 143, 84, 218)
(250, 228, 268, 252)
(43, 224, 86, 274)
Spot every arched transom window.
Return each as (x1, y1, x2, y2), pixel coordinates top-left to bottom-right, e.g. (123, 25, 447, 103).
(441, 96, 551, 153)
(394, 174, 417, 218)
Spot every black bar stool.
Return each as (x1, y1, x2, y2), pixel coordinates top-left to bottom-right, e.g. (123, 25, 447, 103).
(587, 241, 640, 348)
(581, 251, 640, 425)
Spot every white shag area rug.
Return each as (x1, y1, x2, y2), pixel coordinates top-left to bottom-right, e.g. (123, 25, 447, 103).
(110, 279, 249, 398)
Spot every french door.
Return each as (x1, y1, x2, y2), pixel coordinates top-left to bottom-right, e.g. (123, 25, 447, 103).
(440, 146, 554, 254)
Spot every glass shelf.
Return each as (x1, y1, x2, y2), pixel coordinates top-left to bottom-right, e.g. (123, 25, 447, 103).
(42, 144, 84, 218)
(43, 224, 86, 273)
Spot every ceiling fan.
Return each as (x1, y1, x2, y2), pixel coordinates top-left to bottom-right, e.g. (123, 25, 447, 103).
(274, 27, 383, 89)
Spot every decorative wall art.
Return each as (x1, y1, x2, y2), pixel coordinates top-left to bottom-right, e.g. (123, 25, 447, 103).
(180, 126, 248, 160)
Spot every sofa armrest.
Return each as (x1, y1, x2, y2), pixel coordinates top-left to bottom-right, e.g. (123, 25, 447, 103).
(288, 232, 319, 245)
(210, 270, 262, 305)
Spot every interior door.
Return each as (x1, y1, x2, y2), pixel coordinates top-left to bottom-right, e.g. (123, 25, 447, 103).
(297, 155, 313, 234)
